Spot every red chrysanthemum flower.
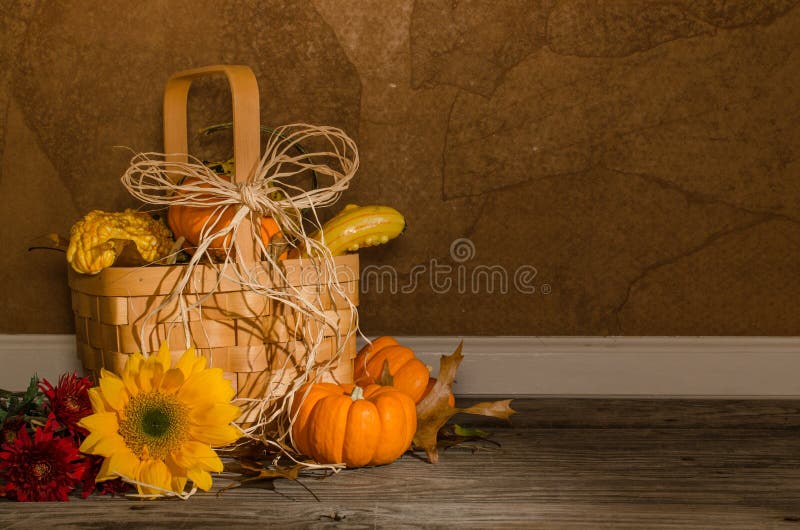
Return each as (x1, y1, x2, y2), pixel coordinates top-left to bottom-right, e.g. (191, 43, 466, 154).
(40, 373, 93, 436)
(0, 417, 89, 501)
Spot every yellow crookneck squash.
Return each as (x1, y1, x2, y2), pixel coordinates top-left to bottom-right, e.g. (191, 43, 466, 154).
(290, 383, 416, 467)
(293, 204, 406, 258)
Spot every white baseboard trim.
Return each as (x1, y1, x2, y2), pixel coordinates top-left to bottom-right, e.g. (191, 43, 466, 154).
(1, 335, 799, 397)
(383, 336, 800, 398)
(0, 335, 83, 390)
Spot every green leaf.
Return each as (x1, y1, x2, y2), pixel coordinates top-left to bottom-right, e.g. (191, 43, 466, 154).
(453, 424, 491, 438)
(22, 375, 40, 404)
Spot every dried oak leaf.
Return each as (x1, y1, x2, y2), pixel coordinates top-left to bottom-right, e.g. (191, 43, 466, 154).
(218, 462, 319, 500)
(412, 341, 516, 463)
(377, 359, 394, 386)
(460, 399, 516, 420)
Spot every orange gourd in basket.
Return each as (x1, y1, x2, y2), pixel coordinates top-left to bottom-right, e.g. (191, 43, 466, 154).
(355, 337, 430, 404)
(168, 178, 282, 257)
(291, 383, 416, 467)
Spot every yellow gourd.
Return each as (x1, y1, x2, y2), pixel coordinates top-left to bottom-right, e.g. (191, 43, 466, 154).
(66, 209, 174, 275)
(301, 204, 405, 257)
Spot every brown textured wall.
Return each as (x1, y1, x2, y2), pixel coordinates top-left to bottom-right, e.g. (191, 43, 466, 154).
(1, 0, 799, 336)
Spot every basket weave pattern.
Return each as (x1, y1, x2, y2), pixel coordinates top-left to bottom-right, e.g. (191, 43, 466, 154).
(70, 255, 359, 400)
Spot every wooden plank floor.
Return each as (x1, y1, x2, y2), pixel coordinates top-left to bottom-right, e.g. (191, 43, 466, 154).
(3, 399, 800, 528)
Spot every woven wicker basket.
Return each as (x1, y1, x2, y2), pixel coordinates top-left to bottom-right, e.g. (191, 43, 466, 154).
(69, 65, 358, 419)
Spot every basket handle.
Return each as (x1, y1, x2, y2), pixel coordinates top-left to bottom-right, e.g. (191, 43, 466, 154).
(163, 64, 261, 265)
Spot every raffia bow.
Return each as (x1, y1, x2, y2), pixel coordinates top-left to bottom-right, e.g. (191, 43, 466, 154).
(120, 123, 360, 443)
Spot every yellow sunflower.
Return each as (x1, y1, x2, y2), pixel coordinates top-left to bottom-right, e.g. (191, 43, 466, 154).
(78, 342, 241, 497)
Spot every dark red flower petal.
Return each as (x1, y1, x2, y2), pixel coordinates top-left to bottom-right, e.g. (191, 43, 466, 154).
(0, 418, 88, 502)
(40, 373, 93, 437)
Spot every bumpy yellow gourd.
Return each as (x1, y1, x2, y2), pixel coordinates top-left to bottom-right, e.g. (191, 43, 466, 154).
(66, 209, 174, 275)
(308, 204, 405, 256)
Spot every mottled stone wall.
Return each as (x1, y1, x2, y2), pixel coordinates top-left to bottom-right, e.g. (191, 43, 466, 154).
(2, 0, 798, 335)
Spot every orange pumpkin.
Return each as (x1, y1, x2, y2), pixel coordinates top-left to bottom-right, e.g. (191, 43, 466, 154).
(290, 383, 416, 467)
(357, 336, 399, 357)
(355, 337, 430, 404)
(167, 178, 281, 257)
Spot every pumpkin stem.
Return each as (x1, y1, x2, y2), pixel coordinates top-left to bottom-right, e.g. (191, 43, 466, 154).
(350, 386, 365, 401)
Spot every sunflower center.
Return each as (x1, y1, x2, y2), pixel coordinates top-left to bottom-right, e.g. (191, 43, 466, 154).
(119, 391, 188, 460)
(141, 408, 171, 437)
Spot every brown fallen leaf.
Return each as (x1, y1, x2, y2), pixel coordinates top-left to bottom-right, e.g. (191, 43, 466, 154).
(412, 341, 516, 463)
(218, 462, 320, 500)
(377, 359, 394, 386)
(217, 439, 277, 461)
(461, 399, 516, 421)
(412, 342, 463, 464)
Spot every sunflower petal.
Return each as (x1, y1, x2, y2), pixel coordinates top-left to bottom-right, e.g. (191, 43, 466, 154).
(189, 403, 241, 426)
(121, 370, 140, 398)
(160, 368, 185, 394)
(95, 457, 113, 483)
(187, 468, 213, 491)
(137, 362, 154, 393)
(79, 431, 127, 457)
(148, 356, 165, 390)
(155, 341, 172, 372)
(188, 423, 241, 447)
(171, 475, 188, 494)
(175, 348, 200, 379)
(137, 459, 174, 495)
(173, 441, 223, 472)
(96, 448, 140, 482)
(191, 354, 207, 375)
(99, 369, 128, 411)
(124, 353, 144, 379)
(87, 387, 111, 414)
(78, 412, 119, 436)
(166, 452, 187, 476)
(178, 368, 234, 406)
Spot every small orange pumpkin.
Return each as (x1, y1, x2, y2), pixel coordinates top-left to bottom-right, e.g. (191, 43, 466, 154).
(355, 337, 430, 404)
(290, 383, 416, 467)
(357, 336, 399, 357)
(167, 178, 281, 257)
